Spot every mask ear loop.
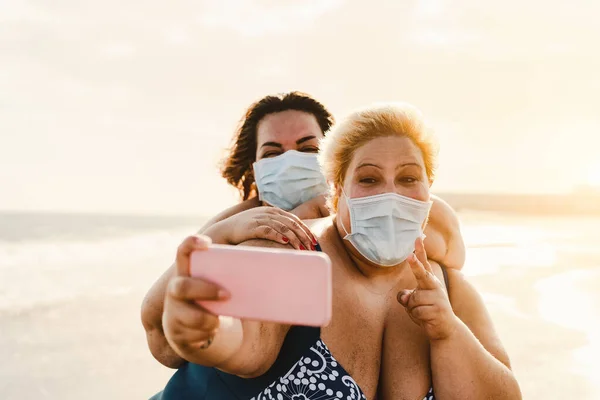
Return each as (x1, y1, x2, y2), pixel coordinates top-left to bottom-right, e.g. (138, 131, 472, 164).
(339, 188, 352, 237)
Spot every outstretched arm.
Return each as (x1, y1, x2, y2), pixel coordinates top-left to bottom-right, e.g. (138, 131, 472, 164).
(160, 236, 293, 377)
(142, 199, 316, 368)
(141, 199, 260, 368)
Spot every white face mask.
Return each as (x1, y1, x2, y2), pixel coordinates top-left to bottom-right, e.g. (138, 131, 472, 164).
(253, 150, 329, 211)
(340, 190, 432, 267)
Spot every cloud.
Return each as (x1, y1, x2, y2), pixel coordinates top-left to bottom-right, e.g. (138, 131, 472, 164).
(1, 0, 600, 212)
(197, 0, 344, 36)
(99, 43, 137, 58)
(0, 0, 59, 23)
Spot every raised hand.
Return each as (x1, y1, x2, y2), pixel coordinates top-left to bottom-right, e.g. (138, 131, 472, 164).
(220, 206, 317, 251)
(397, 237, 459, 341)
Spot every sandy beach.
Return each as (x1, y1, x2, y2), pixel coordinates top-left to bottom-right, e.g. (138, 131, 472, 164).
(1, 212, 599, 399)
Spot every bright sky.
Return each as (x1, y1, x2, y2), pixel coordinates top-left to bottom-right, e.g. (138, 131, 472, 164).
(1, 0, 599, 215)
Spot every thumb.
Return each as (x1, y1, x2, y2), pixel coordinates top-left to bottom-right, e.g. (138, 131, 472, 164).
(176, 235, 212, 276)
(397, 289, 413, 307)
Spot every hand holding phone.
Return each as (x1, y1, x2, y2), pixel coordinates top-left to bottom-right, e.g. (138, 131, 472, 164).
(190, 244, 332, 326)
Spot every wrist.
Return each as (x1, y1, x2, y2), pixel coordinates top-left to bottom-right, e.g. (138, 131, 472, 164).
(169, 317, 244, 367)
(430, 314, 465, 344)
(204, 219, 235, 244)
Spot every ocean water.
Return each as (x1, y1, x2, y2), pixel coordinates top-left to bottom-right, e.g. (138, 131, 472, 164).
(1, 210, 600, 398)
(0, 212, 204, 312)
(460, 211, 600, 393)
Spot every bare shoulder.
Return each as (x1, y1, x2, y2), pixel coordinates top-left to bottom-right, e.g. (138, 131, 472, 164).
(303, 217, 333, 236)
(429, 195, 460, 234)
(198, 197, 261, 232)
(428, 195, 465, 270)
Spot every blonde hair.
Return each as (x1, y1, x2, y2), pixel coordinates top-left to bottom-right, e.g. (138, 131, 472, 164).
(319, 102, 438, 212)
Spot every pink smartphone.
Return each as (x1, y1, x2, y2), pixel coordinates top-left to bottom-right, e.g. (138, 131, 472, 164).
(189, 244, 332, 327)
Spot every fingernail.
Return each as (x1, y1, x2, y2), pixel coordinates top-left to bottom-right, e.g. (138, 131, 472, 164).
(218, 289, 230, 299)
(397, 292, 408, 304)
(282, 236, 289, 243)
(312, 238, 318, 246)
(299, 244, 306, 250)
(311, 244, 316, 251)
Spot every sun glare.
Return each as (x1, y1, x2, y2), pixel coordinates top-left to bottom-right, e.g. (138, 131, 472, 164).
(587, 162, 600, 187)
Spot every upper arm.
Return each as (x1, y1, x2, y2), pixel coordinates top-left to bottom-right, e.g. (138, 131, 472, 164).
(425, 195, 465, 270)
(217, 238, 293, 377)
(290, 194, 330, 219)
(447, 269, 512, 369)
(141, 262, 185, 368)
(198, 197, 260, 233)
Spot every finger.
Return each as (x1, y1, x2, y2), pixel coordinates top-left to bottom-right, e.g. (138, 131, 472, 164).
(272, 209, 318, 247)
(278, 215, 315, 250)
(176, 235, 212, 276)
(168, 276, 229, 301)
(171, 302, 221, 332)
(169, 324, 216, 344)
(268, 219, 307, 248)
(414, 237, 433, 274)
(254, 219, 305, 249)
(261, 214, 311, 250)
(397, 289, 413, 307)
(408, 253, 437, 290)
(406, 289, 437, 312)
(252, 219, 295, 247)
(410, 305, 438, 322)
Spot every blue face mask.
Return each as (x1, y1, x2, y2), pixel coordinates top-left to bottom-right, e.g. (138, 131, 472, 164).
(252, 150, 329, 211)
(340, 190, 432, 267)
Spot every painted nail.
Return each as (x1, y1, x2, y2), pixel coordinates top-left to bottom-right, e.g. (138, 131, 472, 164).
(282, 236, 289, 243)
(299, 244, 306, 250)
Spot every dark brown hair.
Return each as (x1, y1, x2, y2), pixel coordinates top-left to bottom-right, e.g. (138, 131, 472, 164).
(221, 91, 335, 200)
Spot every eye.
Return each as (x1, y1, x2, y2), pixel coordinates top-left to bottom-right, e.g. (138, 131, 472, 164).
(299, 146, 319, 153)
(399, 176, 417, 184)
(261, 151, 282, 159)
(359, 177, 377, 184)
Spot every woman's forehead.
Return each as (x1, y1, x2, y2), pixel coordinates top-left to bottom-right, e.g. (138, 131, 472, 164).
(256, 110, 323, 145)
(350, 136, 425, 168)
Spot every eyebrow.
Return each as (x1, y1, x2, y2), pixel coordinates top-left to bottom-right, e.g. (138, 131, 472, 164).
(296, 135, 317, 145)
(260, 135, 318, 149)
(357, 163, 382, 170)
(356, 162, 422, 170)
(397, 162, 422, 170)
(260, 141, 282, 149)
